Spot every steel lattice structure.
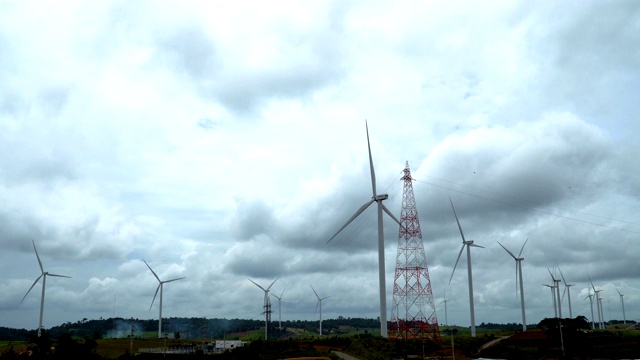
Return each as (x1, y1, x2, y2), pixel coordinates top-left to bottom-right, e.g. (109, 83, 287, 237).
(390, 162, 441, 344)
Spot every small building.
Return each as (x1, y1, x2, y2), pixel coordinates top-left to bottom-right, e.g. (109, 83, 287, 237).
(206, 340, 247, 353)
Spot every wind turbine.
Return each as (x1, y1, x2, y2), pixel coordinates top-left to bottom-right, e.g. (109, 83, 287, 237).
(585, 289, 595, 329)
(558, 267, 574, 318)
(543, 284, 558, 318)
(326, 121, 403, 338)
(497, 239, 528, 331)
(272, 290, 285, 330)
(616, 288, 626, 325)
(441, 289, 448, 326)
(311, 285, 330, 336)
(144, 260, 186, 338)
(548, 268, 563, 318)
(589, 276, 604, 329)
(249, 277, 278, 340)
(448, 197, 484, 337)
(21, 241, 71, 337)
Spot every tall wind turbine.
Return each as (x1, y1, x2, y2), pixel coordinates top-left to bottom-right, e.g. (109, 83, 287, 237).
(326, 121, 403, 338)
(543, 284, 558, 318)
(272, 290, 285, 330)
(616, 288, 626, 325)
(589, 276, 604, 329)
(585, 289, 595, 329)
(249, 277, 278, 340)
(448, 197, 484, 337)
(558, 267, 574, 318)
(311, 285, 330, 336)
(144, 260, 186, 338)
(548, 268, 563, 318)
(497, 239, 528, 331)
(21, 241, 71, 337)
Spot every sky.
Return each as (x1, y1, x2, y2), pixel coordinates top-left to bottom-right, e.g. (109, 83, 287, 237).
(1, 0, 639, 333)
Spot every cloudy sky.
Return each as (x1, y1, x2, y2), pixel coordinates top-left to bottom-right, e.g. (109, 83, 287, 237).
(1, 0, 639, 333)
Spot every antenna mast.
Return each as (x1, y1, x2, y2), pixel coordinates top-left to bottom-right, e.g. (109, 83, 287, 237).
(390, 162, 441, 344)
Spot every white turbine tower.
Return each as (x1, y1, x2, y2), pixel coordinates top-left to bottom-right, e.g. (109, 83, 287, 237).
(543, 284, 558, 318)
(272, 290, 285, 330)
(558, 267, 574, 318)
(497, 239, 528, 331)
(21, 241, 71, 337)
(616, 288, 626, 325)
(441, 290, 448, 327)
(144, 260, 186, 338)
(249, 277, 278, 340)
(585, 289, 595, 329)
(548, 268, 563, 318)
(311, 285, 330, 336)
(589, 276, 604, 329)
(326, 121, 403, 338)
(448, 197, 484, 337)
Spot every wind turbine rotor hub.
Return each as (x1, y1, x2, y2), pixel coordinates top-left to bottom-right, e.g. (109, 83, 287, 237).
(374, 194, 388, 201)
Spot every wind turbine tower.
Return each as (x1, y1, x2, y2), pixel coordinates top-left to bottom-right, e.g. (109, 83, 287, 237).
(311, 285, 330, 336)
(589, 277, 604, 329)
(144, 260, 186, 338)
(558, 267, 574, 318)
(272, 290, 285, 330)
(327, 121, 403, 338)
(390, 162, 440, 344)
(543, 284, 558, 318)
(448, 197, 484, 337)
(498, 239, 528, 331)
(585, 289, 595, 329)
(249, 278, 278, 340)
(21, 241, 71, 337)
(548, 268, 563, 318)
(617, 288, 626, 325)
(441, 290, 448, 327)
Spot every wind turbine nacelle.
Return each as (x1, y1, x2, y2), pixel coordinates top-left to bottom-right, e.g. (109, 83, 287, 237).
(374, 194, 389, 201)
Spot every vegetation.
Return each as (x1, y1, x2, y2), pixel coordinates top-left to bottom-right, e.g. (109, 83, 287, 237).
(1, 317, 639, 359)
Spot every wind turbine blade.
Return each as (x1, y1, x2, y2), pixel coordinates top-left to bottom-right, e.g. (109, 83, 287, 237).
(547, 267, 556, 281)
(149, 284, 161, 311)
(518, 238, 528, 258)
(326, 200, 375, 244)
(21, 274, 43, 303)
(558, 267, 567, 285)
(616, 289, 622, 296)
(562, 286, 567, 302)
(311, 285, 320, 300)
(469, 243, 484, 248)
(497, 241, 517, 259)
(321, 296, 330, 300)
(32, 241, 44, 273)
(143, 260, 161, 282)
(314, 300, 319, 317)
(47, 273, 71, 278)
(267, 277, 279, 291)
(515, 262, 519, 297)
(449, 197, 467, 243)
(588, 275, 597, 292)
(248, 279, 266, 291)
(449, 244, 465, 284)
(365, 121, 376, 197)
(381, 204, 402, 227)
(164, 277, 186, 283)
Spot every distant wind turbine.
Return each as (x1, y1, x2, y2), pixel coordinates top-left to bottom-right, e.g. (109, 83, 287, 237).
(558, 267, 574, 318)
(441, 290, 448, 326)
(249, 277, 278, 340)
(543, 284, 558, 318)
(21, 241, 71, 337)
(448, 197, 484, 337)
(548, 268, 563, 318)
(311, 285, 330, 336)
(272, 290, 285, 330)
(497, 239, 528, 331)
(327, 121, 403, 338)
(589, 276, 604, 329)
(585, 289, 595, 329)
(616, 288, 626, 325)
(144, 260, 186, 338)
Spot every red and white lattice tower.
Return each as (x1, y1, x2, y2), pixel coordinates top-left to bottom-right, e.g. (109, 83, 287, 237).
(389, 162, 441, 344)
